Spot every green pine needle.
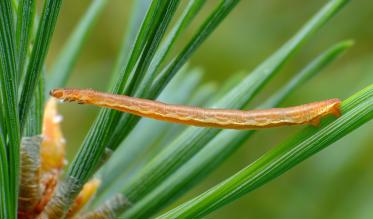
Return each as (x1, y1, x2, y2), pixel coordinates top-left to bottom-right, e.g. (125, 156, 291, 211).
(1, 0, 370, 217)
(0, 0, 21, 216)
(158, 84, 372, 219)
(107, 0, 206, 150)
(47, 0, 109, 90)
(121, 40, 353, 218)
(18, 0, 62, 131)
(118, 0, 349, 205)
(16, 0, 35, 84)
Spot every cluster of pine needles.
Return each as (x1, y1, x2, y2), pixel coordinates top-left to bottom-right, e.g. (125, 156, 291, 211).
(0, 0, 371, 218)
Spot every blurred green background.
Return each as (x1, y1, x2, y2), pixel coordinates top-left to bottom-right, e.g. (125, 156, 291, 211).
(46, 0, 372, 218)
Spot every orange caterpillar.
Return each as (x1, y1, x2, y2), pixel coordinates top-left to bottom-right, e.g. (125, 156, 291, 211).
(50, 88, 341, 129)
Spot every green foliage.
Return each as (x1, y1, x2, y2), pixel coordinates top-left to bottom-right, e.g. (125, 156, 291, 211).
(150, 0, 239, 98)
(47, 0, 109, 90)
(94, 68, 204, 206)
(117, 0, 349, 205)
(120, 40, 353, 218)
(107, 0, 206, 149)
(0, 0, 372, 218)
(16, 0, 35, 83)
(24, 75, 44, 136)
(19, 0, 62, 130)
(158, 84, 372, 218)
(0, 0, 21, 216)
(58, 1, 184, 213)
(0, 0, 61, 216)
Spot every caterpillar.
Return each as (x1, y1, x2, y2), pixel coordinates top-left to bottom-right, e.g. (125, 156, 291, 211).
(50, 88, 341, 129)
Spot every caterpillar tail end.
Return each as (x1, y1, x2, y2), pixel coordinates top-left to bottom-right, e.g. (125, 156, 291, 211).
(329, 98, 342, 118)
